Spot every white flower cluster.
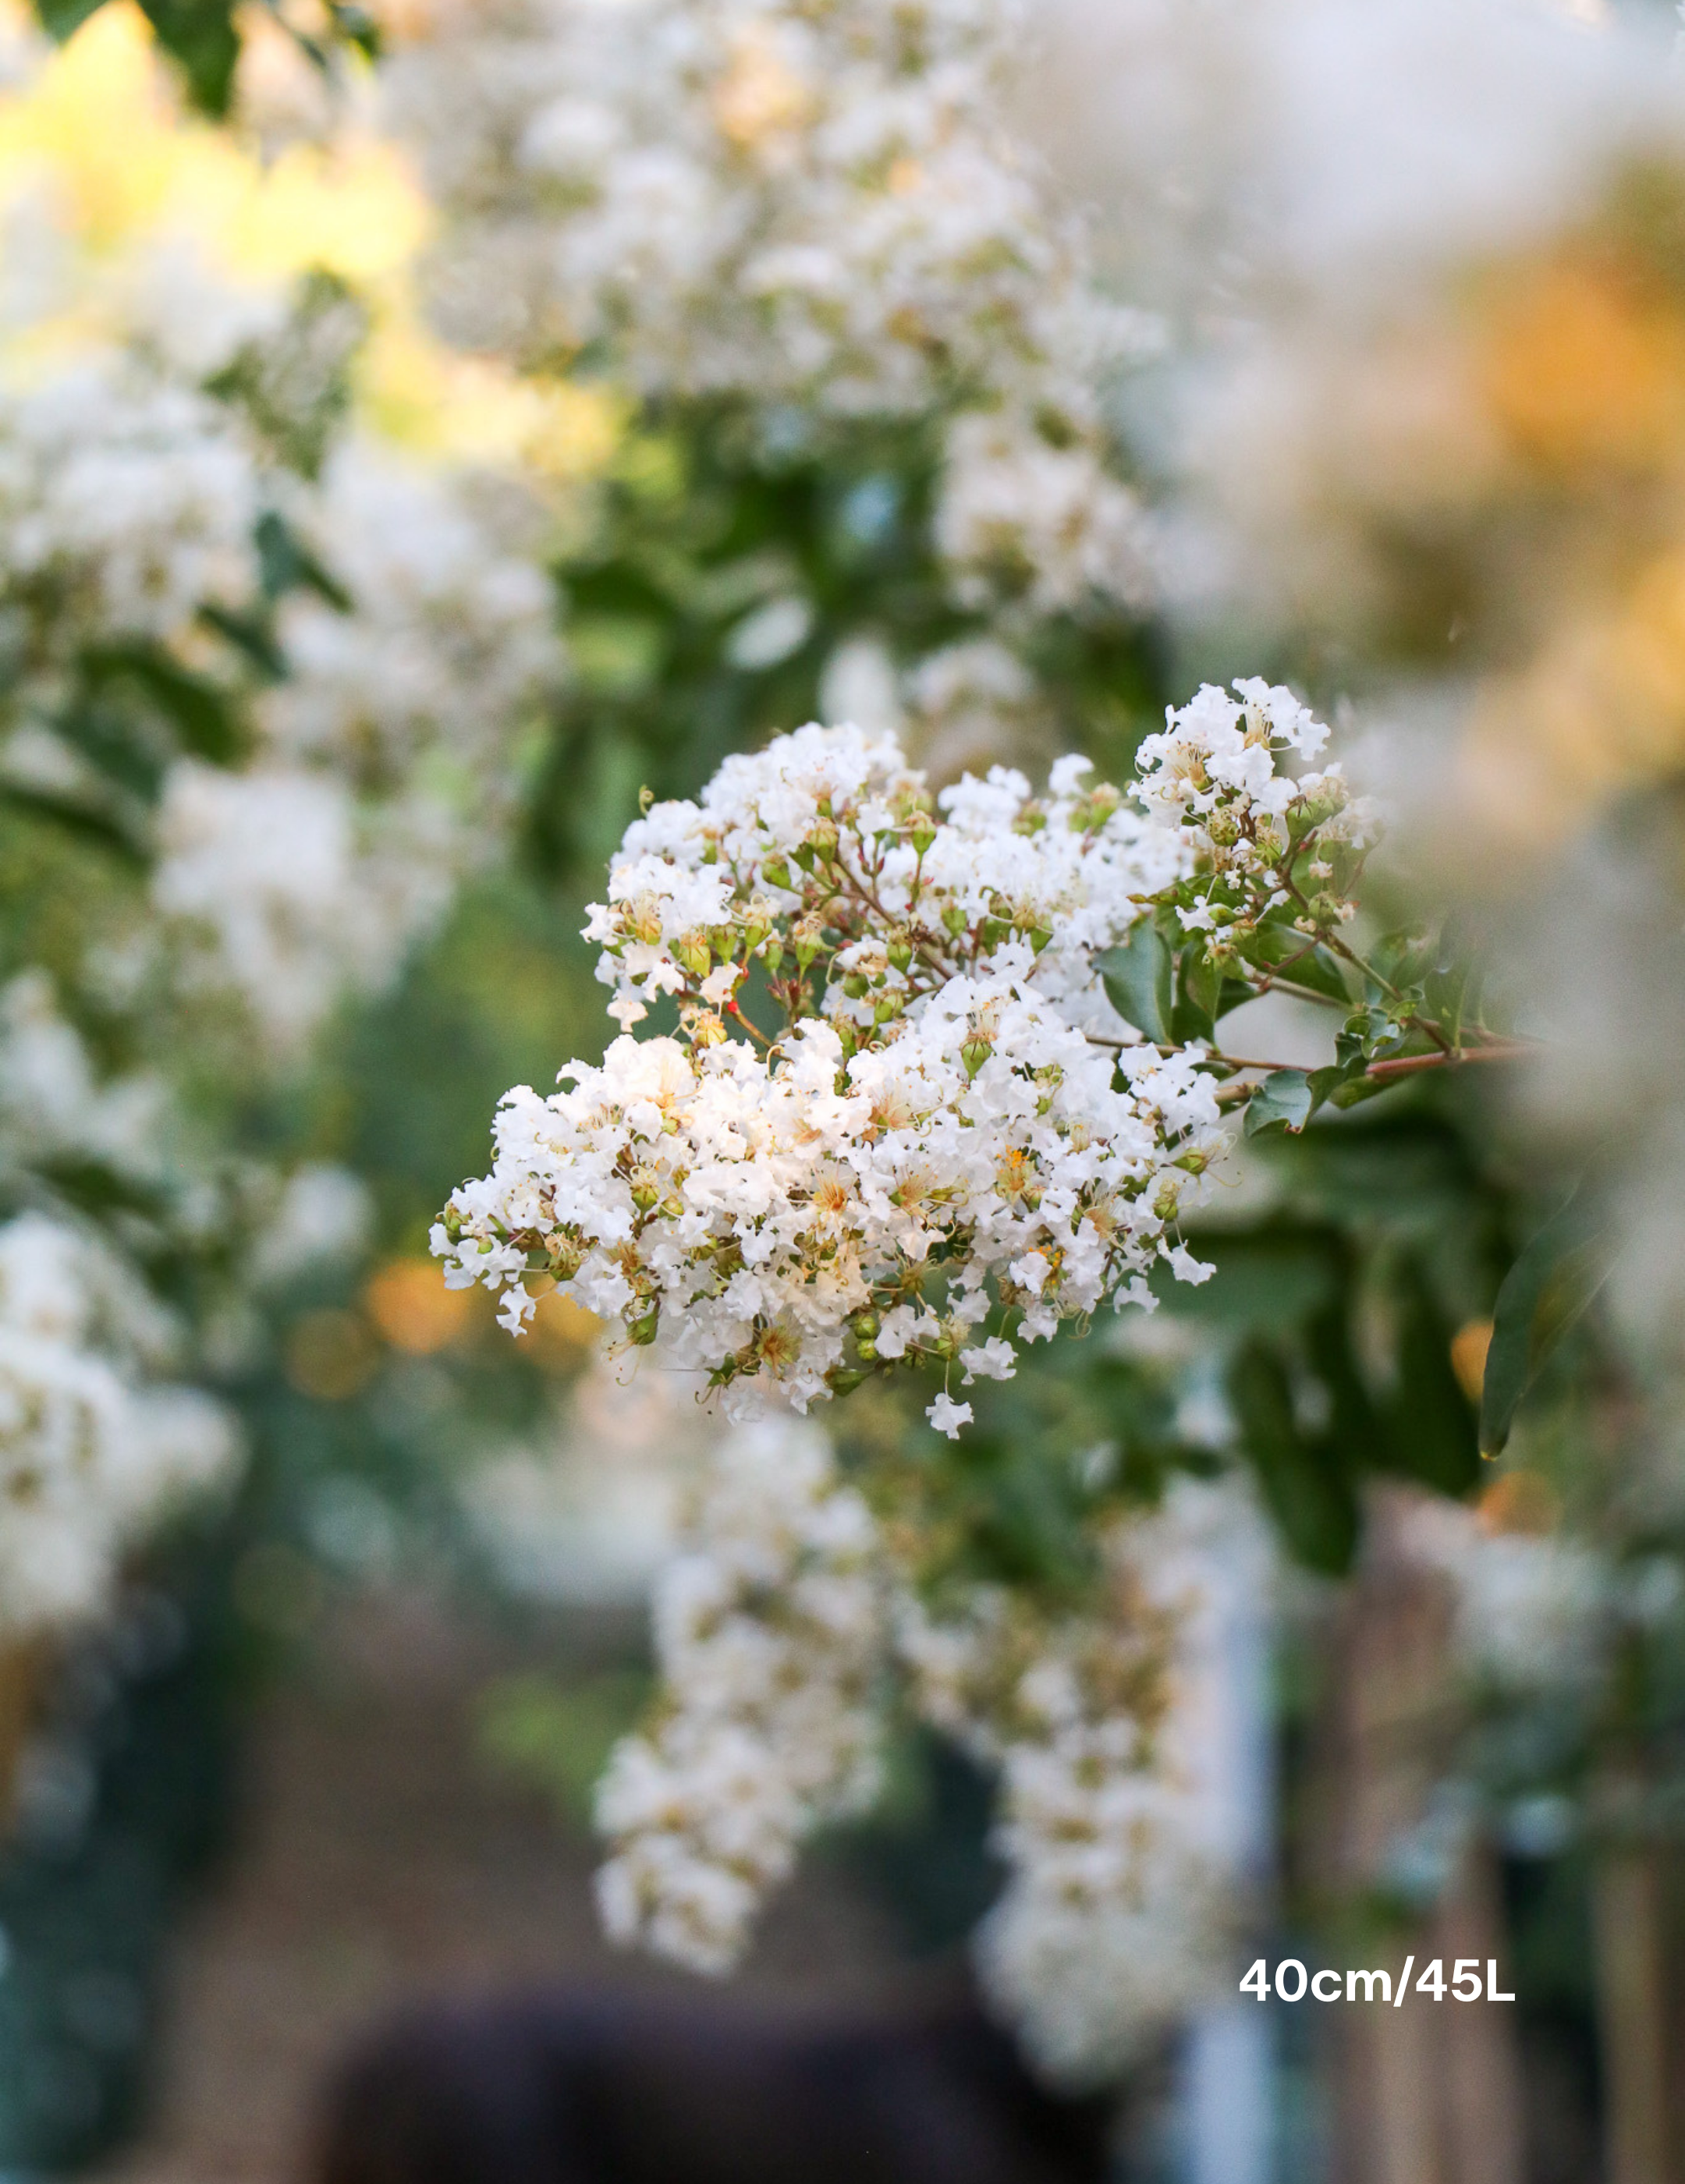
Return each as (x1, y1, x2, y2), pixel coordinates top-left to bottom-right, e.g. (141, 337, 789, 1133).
(385, 0, 1148, 617)
(1404, 1496, 1612, 1700)
(936, 410, 1149, 622)
(151, 450, 562, 1051)
(596, 1432, 1257, 2072)
(594, 1416, 882, 1973)
(436, 722, 1226, 1436)
(1136, 679, 1378, 941)
(0, 356, 258, 668)
(903, 1482, 1253, 2085)
(256, 446, 562, 804)
(0, 188, 564, 1055)
(0, 971, 168, 1186)
(0, 1211, 238, 1636)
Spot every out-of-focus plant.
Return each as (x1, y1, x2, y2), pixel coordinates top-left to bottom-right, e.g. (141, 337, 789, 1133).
(381, 0, 1162, 874)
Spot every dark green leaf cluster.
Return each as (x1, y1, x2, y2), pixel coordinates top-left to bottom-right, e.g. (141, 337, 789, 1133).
(524, 404, 1158, 878)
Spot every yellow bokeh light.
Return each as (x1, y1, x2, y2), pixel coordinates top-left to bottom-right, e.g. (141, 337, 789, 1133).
(364, 1258, 481, 1355)
(0, 0, 619, 471)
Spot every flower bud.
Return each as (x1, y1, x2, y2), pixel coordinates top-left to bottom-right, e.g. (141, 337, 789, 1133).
(960, 1034, 993, 1079)
(682, 1006, 729, 1048)
(673, 931, 711, 978)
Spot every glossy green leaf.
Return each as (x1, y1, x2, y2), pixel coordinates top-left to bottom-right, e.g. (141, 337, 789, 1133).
(1172, 939, 1220, 1044)
(1480, 1197, 1614, 1455)
(137, 0, 239, 114)
(1247, 927, 1350, 1005)
(1095, 924, 1170, 1044)
(1227, 1341, 1359, 1574)
(1383, 1259, 1480, 1494)
(1243, 1069, 1314, 1139)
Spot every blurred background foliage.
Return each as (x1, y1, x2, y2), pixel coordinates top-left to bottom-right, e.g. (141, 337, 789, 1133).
(2, 2, 1683, 2178)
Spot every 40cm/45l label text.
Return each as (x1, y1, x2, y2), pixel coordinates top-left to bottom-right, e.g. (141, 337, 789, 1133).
(1242, 1958, 1514, 2005)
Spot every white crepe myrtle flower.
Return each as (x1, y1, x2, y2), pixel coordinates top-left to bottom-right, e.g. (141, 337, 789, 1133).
(0, 355, 260, 658)
(936, 408, 1151, 619)
(385, 0, 1150, 618)
(899, 1481, 1258, 2085)
(0, 183, 563, 1058)
(153, 764, 461, 1051)
(256, 445, 563, 806)
(0, 1214, 239, 1637)
(435, 720, 1229, 1427)
(594, 1416, 883, 1973)
(1136, 679, 1379, 943)
(389, 0, 1119, 423)
(1404, 1495, 1613, 1699)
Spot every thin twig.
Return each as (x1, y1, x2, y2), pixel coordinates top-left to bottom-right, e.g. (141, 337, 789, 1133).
(1363, 1041, 1534, 1083)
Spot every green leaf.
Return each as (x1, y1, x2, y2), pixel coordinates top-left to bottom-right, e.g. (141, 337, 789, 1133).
(198, 603, 286, 682)
(1382, 1259, 1480, 1494)
(254, 510, 353, 607)
(34, 0, 108, 39)
(1480, 1197, 1614, 1455)
(83, 644, 245, 767)
(1172, 939, 1220, 1044)
(1371, 929, 1437, 991)
(1422, 927, 1487, 1051)
(1247, 927, 1350, 1005)
(1327, 1072, 1397, 1112)
(1243, 1069, 1314, 1138)
(1095, 923, 1170, 1043)
(1227, 1341, 1359, 1574)
(137, 0, 239, 114)
(1304, 1299, 1390, 1470)
(0, 781, 146, 866)
(35, 1155, 171, 1224)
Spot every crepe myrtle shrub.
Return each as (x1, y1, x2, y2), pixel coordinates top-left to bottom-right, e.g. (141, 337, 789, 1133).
(435, 684, 1521, 1433)
(432, 686, 1537, 2066)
